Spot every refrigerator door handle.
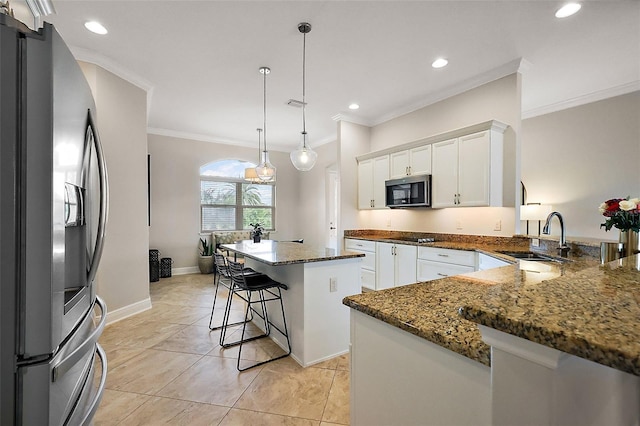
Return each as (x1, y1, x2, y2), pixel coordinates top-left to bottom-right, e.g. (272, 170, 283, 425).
(52, 296, 106, 382)
(79, 343, 108, 426)
(86, 109, 109, 286)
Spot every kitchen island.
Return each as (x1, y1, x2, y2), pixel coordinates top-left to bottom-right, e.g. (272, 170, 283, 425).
(343, 233, 640, 425)
(221, 240, 363, 367)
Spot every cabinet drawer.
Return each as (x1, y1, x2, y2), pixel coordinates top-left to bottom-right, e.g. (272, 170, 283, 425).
(417, 259, 474, 282)
(345, 239, 376, 252)
(361, 269, 376, 291)
(417, 246, 476, 267)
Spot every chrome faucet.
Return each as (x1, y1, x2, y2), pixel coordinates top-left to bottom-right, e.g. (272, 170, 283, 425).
(543, 211, 570, 257)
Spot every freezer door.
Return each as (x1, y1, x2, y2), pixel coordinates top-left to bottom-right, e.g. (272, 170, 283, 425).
(19, 297, 107, 426)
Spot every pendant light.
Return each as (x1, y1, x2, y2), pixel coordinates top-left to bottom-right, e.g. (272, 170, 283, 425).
(290, 22, 318, 172)
(244, 128, 262, 182)
(256, 67, 276, 182)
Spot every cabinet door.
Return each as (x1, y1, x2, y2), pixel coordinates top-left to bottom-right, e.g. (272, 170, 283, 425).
(376, 242, 395, 290)
(409, 144, 432, 176)
(431, 138, 458, 208)
(458, 131, 490, 207)
(395, 244, 417, 286)
(372, 155, 389, 209)
(358, 159, 374, 209)
(389, 150, 410, 179)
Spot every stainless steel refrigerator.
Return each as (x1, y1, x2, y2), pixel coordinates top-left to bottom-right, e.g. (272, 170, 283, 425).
(1, 12, 109, 425)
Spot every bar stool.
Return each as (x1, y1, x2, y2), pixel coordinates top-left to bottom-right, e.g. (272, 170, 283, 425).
(208, 252, 261, 330)
(220, 260, 291, 371)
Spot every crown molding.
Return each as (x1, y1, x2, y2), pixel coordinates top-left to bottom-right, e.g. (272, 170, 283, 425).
(69, 46, 155, 122)
(370, 58, 527, 127)
(522, 80, 640, 119)
(332, 113, 373, 127)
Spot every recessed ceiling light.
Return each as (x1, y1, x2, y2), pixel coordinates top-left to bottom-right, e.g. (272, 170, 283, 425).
(84, 21, 107, 35)
(349, 103, 360, 110)
(555, 3, 581, 18)
(432, 58, 448, 69)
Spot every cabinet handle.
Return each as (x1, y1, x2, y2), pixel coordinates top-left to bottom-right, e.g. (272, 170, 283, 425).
(408, 166, 412, 175)
(437, 273, 448, 277)
(437, 254, 449, 257)
(454, 194, 457, 205)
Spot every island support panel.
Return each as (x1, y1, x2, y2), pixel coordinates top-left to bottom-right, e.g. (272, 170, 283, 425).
(245, 257, 361, 367)
(350, 310, 491, 425)
(480, 326, 640, 425)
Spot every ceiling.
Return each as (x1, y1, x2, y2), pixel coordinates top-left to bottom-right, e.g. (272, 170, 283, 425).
(11, 1, 640, 152)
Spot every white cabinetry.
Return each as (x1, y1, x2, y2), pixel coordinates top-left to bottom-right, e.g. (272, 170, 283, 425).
(345, 239, 376, 291)
(417, 246, 476, 282)
(358, 155, 389, 209)
(389, 144, 432, 179)
(477, 253, 510, 271)
(432, 126, 506, 208)
(376, 242, 417, 290)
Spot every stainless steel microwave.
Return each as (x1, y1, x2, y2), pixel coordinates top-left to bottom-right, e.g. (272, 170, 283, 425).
(385, 175, 431, 208)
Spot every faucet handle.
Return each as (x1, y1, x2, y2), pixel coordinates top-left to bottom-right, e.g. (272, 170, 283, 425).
(558, 245, 570, 258)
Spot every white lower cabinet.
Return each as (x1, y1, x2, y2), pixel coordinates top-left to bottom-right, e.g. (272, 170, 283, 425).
(417, 246, 476, 282)
(345, 239, 376, 291)
(477, 253, 510, 270)
(376, 242, 417, 290)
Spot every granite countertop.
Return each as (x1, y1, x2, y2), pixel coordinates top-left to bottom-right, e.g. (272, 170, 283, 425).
(342, 232, 640, 375)
(221, 240, 364, 266)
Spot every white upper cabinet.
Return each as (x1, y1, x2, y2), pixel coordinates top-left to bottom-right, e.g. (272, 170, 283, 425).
(358, 155, 389, 209)
(389, 144, 432, 179)
(432, 125, 506, 208)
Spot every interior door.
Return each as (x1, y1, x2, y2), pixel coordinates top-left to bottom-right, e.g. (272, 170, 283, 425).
(325, 167, 339, 252)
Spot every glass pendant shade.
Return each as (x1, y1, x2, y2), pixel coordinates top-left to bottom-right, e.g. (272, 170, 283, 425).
(256, 151, 276, 182)
(290, 131, 317, 171)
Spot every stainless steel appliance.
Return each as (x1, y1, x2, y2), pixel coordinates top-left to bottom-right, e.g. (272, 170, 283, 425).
(1, 13, 108, 425)
(385, 175, 431, 208)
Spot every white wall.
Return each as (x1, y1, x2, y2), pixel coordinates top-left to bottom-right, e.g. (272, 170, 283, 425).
(340, 74, 522, 237)
(79, 62, 150, 315)
(147, 134, 301, 269)
(521, 91, 640, 240)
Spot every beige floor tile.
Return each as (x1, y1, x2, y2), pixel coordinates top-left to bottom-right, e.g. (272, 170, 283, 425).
(131, 302, 211, 325)
(157, 355, 261, 406)
(106, 349, 201, 394)
(234, 363, 335, 420)
(100, 320, 186, 349)
(311, 358, 339, 370)
(220, 408, 321, 425)
(152, 325, 221, 355)
(322, 370, 350, 425)
(336, 354, 350, 371)
(93, 389, 150, 426)
(101, 345, 146, 369)
(118, 396, 229, 426)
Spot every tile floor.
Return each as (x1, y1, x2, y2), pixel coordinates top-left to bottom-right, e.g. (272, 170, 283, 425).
(94, 273, 350, 425)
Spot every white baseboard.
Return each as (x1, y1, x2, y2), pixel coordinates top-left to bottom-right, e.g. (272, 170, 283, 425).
(173, 266, 200, 275)
(104, 297, 152, 325)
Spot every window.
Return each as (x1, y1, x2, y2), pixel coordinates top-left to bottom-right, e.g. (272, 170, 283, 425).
(200, 160, 275, 232)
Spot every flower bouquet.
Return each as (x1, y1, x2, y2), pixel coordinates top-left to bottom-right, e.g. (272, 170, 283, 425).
(600, 196, 640, 257)
(599, 197, 640, 232)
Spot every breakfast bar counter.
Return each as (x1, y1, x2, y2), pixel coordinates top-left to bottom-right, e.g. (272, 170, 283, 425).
(222, 240, 363, 367)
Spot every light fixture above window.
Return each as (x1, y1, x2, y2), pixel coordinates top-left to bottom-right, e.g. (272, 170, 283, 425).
(432, 58, 448, 69)
(555, 3, 581, 18)
(255, 67, 276, 182)
(290, 22, 318, 172)
(84, 20, 108, 35)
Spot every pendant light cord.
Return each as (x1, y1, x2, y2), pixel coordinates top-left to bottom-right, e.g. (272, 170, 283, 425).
(263, 70, 268, 153)
(302, 29, 307, 138)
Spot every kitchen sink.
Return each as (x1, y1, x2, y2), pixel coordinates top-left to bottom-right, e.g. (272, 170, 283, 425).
(498, 251, 568, 262)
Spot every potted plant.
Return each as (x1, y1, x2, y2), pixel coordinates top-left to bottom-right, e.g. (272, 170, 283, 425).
(198, 237, 214, 274)
(250, 223, 264, 243)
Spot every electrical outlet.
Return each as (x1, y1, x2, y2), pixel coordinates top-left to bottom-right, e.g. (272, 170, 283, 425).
(456, 220, 463, 230)
(531, 238, 540, 247)
(330, 277, 337, 292)
(386, 217, 392, 228)
(494, 220, 502, 231)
